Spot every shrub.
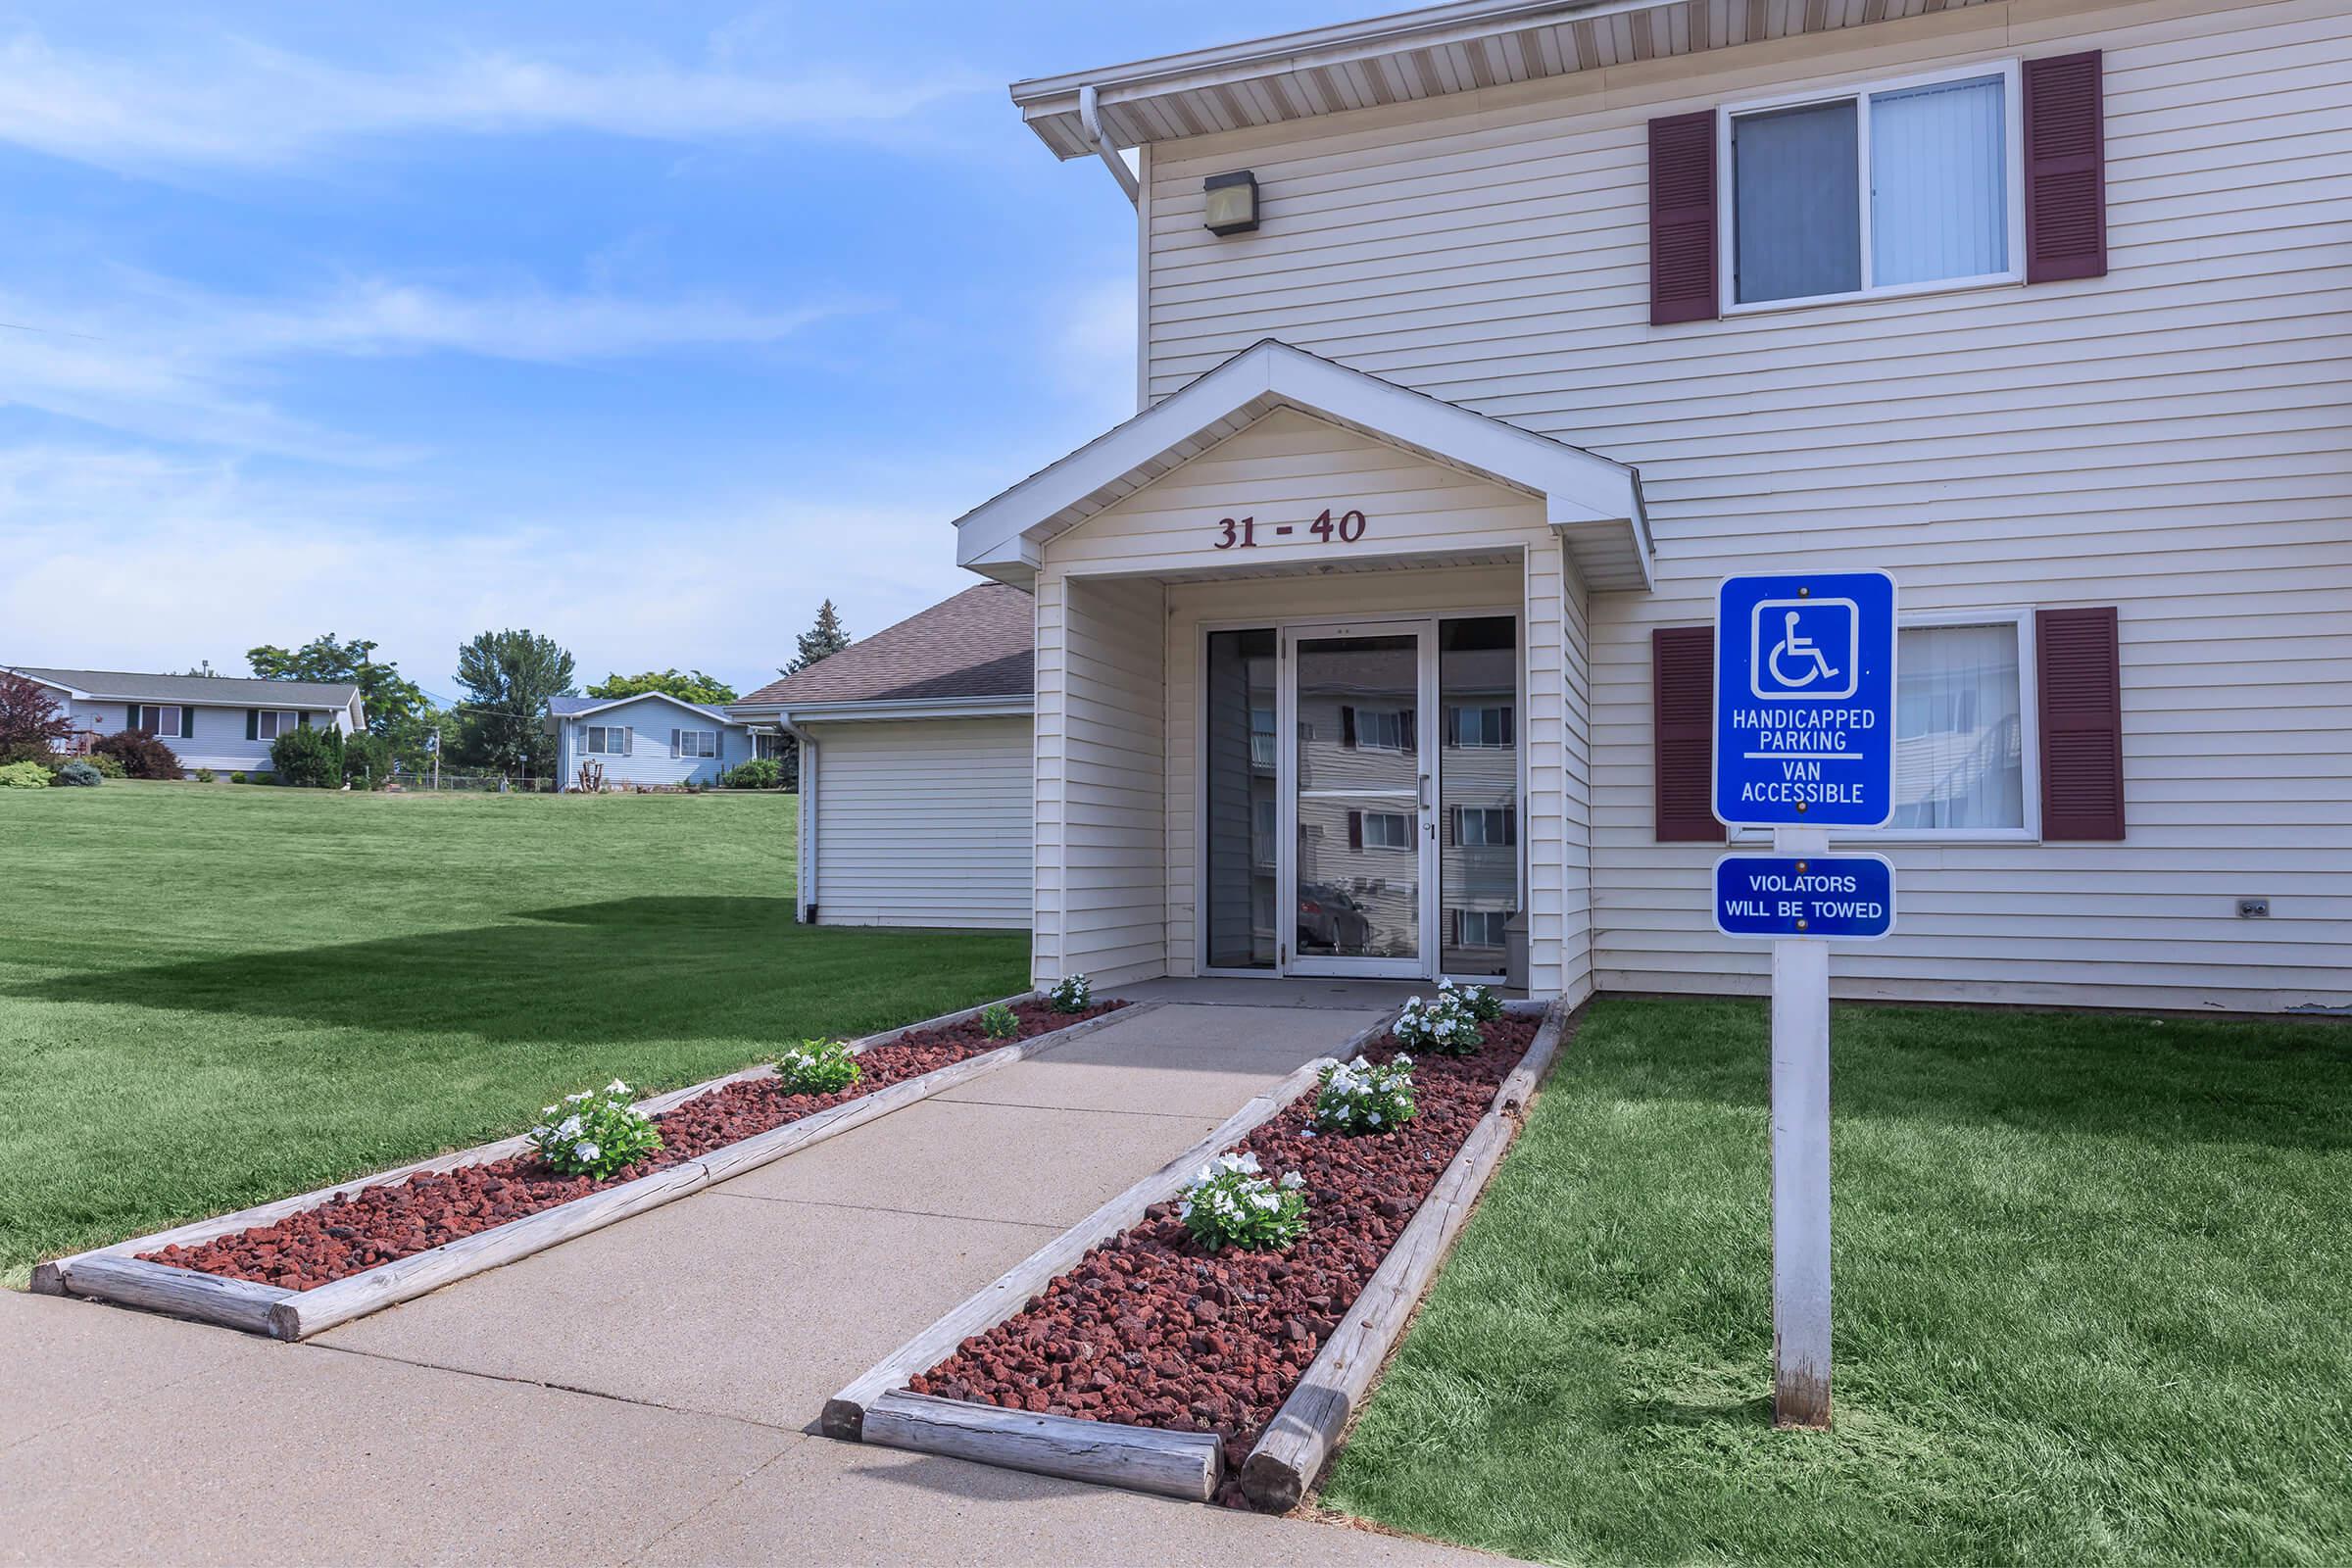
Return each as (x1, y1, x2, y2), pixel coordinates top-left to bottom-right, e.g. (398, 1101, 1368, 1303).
(528, 1081, 662, 1180)
(719, 757, 781, 789)
(194, 766, 217, 783)
(93, 729, 181, 779)
(269, 723, 344, 787)
(0, 760, 52, 789)
(1180, 1152, 1307, 1252)
(980, 1002, 1020, 1041)
(72, 752, 125, 779)
(52, 760, 102, 787)
(1046, 973, 1093, 1013)
(1394, 989, 1483, 1055)
(228, 771, 246, 784)
(769, 1038, 861, 1095)
(1314, 1054, 1418, 1136)
(342, 731, 392, 788)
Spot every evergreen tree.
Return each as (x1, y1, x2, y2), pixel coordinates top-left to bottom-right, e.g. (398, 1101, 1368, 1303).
(452, 628, 575, 778)
(786, 601, 852, 675)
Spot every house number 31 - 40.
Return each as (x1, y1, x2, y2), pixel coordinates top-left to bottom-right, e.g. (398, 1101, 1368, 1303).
(1211, 508, 1369, 549)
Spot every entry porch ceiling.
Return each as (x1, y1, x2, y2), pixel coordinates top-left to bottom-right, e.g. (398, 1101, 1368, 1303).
(1011, 0, 1996, 159)
(953, 339, 1650, 593)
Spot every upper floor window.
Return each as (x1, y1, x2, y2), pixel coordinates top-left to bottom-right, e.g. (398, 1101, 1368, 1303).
(1347, 708, 1412, 752)
(1727, 66, 2019, 310)
(1446, 705, 1514, 748)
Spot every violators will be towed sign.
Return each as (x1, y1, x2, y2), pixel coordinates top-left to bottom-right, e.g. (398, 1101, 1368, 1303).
(1713, 854, 1895, 941)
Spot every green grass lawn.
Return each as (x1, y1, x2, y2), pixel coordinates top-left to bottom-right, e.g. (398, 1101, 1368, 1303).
(0, 780, 1027, 1286)
(1323, 997, 2352, 1566)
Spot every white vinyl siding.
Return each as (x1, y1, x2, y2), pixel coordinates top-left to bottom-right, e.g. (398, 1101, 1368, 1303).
(1135, 0, 2351, 1011)
(1034, 575, 1166, 985)
(808, 717, 1033, 929)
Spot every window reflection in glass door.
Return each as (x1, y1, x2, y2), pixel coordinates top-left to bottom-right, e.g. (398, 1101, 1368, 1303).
(1438, 615, 1519, 977)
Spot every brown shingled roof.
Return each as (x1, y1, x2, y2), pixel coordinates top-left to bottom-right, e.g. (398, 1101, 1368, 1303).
(739, 583, 1033, 708)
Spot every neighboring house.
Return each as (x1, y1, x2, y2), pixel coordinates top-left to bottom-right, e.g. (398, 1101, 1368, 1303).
(6, 666, 365, 776)
(732, 585, 1034, 930)
(549, 693, 751, 790)
(787, 0, 2349, 1013)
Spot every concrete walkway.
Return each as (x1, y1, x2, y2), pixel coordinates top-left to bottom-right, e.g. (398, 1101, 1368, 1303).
(4, 993, 1504, 1567)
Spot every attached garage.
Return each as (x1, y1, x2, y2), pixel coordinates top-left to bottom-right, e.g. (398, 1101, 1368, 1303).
(733, 585, 1035, 930)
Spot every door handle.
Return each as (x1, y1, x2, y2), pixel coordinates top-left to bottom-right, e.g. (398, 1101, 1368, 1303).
(1418, 773, 1432, 810)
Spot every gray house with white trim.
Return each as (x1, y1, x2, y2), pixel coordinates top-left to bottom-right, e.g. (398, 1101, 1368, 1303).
(549, 692, 751, 790)
(8, 666, 365, 776)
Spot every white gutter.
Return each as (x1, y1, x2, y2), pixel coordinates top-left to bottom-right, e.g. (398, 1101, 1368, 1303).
(1077, 84, 1140, 205)
(777, 710, 820, 924)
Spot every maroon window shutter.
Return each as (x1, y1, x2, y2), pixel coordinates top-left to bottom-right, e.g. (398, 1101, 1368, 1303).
(1648, 110, 1719, 325)
(1347, 809, 1363, 851)
(2024, 51, 2107, 283)
(2037, 607, 2125, 840)
(1652, 625, 1723, 842)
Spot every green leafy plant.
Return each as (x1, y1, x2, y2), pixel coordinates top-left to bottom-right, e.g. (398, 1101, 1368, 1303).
(52, 760, 102, 787)
(718, 757, 782, 790)
(74, 752, 126, 778)
(769, 1038, 861, 1095)
(1179, 1152, 1308, 1252)
(1394, 989, 1484, 1055)
(1446, 979, 1505, 1022)
(980, 1002, 1019, 1040)
(1314, 1054, 1418, 1136)
(269, 724, 344, 788)
(528, 1080, 662, 1180)
(342, 731, 392, 788)
(1046, 973, 1092, 1013)
(0, 760, 52, 788)
(194, 766, 217, 783)
(228, 771, 246, 783)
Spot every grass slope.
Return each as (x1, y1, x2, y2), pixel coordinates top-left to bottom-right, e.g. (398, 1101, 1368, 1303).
(1, 782, 1027, 1285)
(1322, 996, 2352, 1566)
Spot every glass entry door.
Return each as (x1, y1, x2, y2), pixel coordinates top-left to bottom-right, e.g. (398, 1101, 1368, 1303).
(1286, 622, 1435, 978)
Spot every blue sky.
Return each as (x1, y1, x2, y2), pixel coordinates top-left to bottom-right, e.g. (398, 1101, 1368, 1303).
(0, 1, 1342, 699)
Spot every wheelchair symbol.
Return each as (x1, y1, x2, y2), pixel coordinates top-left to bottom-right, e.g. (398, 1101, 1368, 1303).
(1750, 598, 1858, 701)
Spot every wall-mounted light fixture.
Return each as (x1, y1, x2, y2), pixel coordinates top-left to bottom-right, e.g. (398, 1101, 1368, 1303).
(1202, 171, 1259, 236)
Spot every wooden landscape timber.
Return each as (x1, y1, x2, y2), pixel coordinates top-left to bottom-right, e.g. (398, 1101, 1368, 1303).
(1241, 1000, 1569, 1511)
(863, 1391, 1225, 1503)
(36, 992, 1146, 1339)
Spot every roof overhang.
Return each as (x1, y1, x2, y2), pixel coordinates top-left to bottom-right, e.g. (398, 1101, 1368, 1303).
(1011, 0, 1993, 159)
(744, 695, 1035, 725)
(954, 338, 1650, 592)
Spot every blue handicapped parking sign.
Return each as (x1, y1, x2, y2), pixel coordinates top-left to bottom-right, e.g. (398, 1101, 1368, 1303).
(1714, 570, 1897, 829)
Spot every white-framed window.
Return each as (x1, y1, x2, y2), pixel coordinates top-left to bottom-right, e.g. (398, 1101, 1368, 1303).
(1360, 810, 1413, 851)
(1348, 708, 1411, 751)
(1447, 705, 1515, 748)
(584, 724, 631, 756)
(154, 706, 184, 738)
(1720, 62, 2023, 313)
(1456, 909, 1510, 948)
(1455, 807, 1517, 848)
(1737, 611, 2038, 841)
(257, 710, 300, 741)
(672, 729, 717, 759)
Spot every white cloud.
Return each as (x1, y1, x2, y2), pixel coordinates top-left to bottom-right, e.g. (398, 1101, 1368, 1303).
(0, 273, 865, 460)
(0, 444, 980, 694)
(0, 32, 990, 173)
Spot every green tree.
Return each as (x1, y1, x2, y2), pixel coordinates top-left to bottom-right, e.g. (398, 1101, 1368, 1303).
(249, 633, 438, 777)
(785, 601, 852, 675)
(453, 628, 574, 779)
(587, 668, 739, 706)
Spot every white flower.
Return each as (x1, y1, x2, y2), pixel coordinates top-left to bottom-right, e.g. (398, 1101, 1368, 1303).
(575, 1141, 601, 1162)
(557, 1114, 582, 1138)
(606, 1079, 630, 1095)
(1281, 1171, 1305, 1190)
(565, 1090, 590, 1102)
(541, 1104, 559, 1116)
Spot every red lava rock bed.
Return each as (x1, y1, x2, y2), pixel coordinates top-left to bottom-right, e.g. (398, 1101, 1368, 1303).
(141, 999, 1124, 1291)
(907, 1009, 1539, 1508)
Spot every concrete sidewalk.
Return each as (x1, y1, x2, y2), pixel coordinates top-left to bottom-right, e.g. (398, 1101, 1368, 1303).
(4, 995, 1503, 1567)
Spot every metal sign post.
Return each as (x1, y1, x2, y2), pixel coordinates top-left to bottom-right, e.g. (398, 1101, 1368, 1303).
(1712, 569, 1897, 1431)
